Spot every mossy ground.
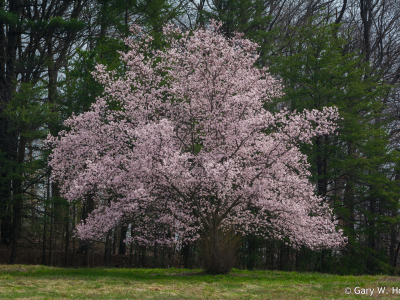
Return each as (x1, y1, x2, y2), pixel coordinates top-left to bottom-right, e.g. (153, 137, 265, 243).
(1, 264, 400, 299)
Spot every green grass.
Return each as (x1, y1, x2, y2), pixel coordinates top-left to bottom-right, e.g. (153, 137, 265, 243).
(1, 265, 400, 299)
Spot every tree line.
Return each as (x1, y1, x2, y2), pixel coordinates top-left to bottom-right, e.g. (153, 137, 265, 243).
(1, 0, 400, 274)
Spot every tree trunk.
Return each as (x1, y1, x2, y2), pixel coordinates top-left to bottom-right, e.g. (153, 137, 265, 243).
(104, 231, 112, 267)
(81, 192, 94, 267)
(83, 240, 90, 267)
(119, 224, 128, 255)
(41, 176, 50, 265)
(9, 135, 26, 263)
(315, 135, 329, 198)
(182, 242, 189, 269)
(0, 166, 12, 246)
(0, 0, 19, 248)
(360, 0, 372, 62)
(389, 224, 397, 267)
(247, 236, 256, 271)
(390, 173, 400, 267)
(140, 245, 146, 268)
(366, 189, 376, 272)
(393, 240, 400, 269)
(64, 206, 70, 268)
(129, 224, 133, 267)
(343, 140, 355, 232)
(279, 242, 286, 271)
(48, 203, 54, 266)
(200, 227, 239, 274)
(112, 228, 117, 255)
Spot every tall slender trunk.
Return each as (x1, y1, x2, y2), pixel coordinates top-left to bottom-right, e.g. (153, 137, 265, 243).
(129, 223, 137, 268)
(279, 242, 286, 270)
(389, 220, 397, 267)
(64, 204, 70, 267)
(83, 240, 90, 267)
(129, 225, 134, 268)
(182, 242, 190, 269)
(103, 196, 112, 267)
(366, 186, 376, 272)
(393, 240, 400, 269)
(0, 0, 19, 248)
(247, 236, 256, 270)
(82, 193, 94, 267)
(104, 230, 112, 267)
(9, 135, 26, 263)
(269, 241, 275, 270)
(48, 203, 54, 266)
(343, 140, 355, 232)
(315, 135, 329, 198)
(119, 224, 128, 255)
(360, 0, 372, 63)
(112, 228, 117, 255)
(390, 173, 400, 267)
(72, 203, 76, 267)
(0, 128, 12, 246)
(0, 164, 12, 246)
(153, 242, 159, 268)
(41, 176, 50, 265)
(140, 245, 146, 268)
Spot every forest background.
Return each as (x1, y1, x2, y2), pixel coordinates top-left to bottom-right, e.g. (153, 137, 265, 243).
(1, 0, 400, 275)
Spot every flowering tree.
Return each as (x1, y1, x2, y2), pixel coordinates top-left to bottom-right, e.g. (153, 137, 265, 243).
(47, 21, 346, 273)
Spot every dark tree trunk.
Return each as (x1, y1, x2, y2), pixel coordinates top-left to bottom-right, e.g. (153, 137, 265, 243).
(83, 241, 90, 268)
(72, 203, 76, 266)
(64, 207, 70, 268)
(315, 135, 329, 198)
(112, 228, 117, 255)
(104, 196, 112, 267)
(119, 224, 128, 255)
(343, 140, 355, 232)
(0, 0, 19, 248)
(129, 243, 133, 268)
(129, 225, 134, 267)
(104, 231, 112, 267)
(247, 236, 256, 271)
(182, 242, 190, 269)
(366, 193, 376, 272)
(389, 224, 397, 267)
(153, 242, 158, 268)
(269, 241, 275, 270)
(393, 240, 400, 269)
(0, 163, 12, 246)
(140, 245, 146, 268)
(48, 203, 54, 266)
(81, 192, 94, 267)
(42, 176, 50, 265)
(133, 243, 138, 268)
(390, 173, 400, 267)
(360, 0, 372, 62)
(10, 136, 26, 263)
(335, 0, 347, 24)
(200, 227, 239, 274)
(279, 242, 285, 270)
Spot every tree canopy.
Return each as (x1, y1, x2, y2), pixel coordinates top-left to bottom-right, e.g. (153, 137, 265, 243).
(47, 22, 346, 273)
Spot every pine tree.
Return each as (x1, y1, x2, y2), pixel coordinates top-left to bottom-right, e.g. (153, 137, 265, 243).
(267, 20, 399, 274)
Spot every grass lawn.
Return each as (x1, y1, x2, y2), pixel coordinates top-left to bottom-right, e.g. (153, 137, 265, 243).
(1, 265, 400, 299)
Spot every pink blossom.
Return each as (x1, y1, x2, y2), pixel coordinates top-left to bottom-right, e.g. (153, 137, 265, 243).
(46, 21, 346, 250)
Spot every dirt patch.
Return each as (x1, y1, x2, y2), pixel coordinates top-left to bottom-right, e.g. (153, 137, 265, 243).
(0, 265, 29, 273)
